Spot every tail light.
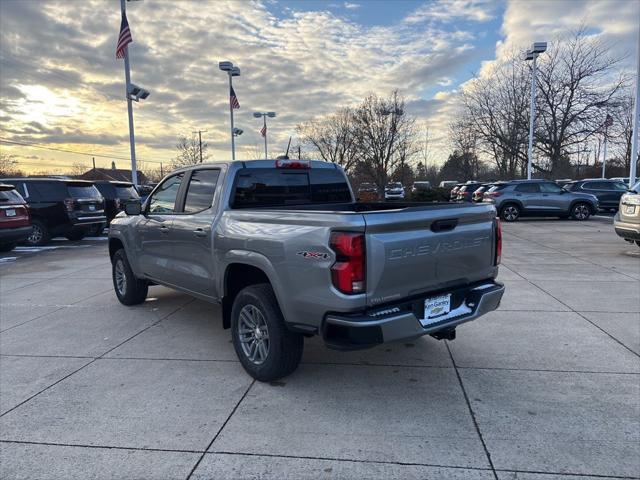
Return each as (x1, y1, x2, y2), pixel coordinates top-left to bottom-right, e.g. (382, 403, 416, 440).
(495, 219, 502, 265)
(63, 198, 75, 212)
(489, 191, 502, 198)
(275, 159, 310, 169)
(330, 232, 365, 294)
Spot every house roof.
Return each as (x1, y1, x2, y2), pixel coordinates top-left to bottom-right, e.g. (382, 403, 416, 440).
(77, 168, 148, 184)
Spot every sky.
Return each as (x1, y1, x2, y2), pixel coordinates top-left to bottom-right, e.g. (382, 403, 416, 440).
(0, 0, 638, 176)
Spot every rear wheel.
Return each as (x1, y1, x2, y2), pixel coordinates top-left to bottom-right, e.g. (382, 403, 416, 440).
(25, 219, 50, 246)
(231, 284, 303, 382)
(0, 243, 16, 253)
(112, 249, 148, 305)
(571, 203, 591, 221)
(500, 203, 520, 222)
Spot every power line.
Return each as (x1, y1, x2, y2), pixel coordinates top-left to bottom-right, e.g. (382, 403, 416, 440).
(0, 137, 170, 165)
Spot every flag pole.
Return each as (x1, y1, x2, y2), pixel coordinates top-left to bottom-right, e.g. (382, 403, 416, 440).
(228, 74, 236, 161)
(263, 116, 268, 159)
(120, 0, 138, 187)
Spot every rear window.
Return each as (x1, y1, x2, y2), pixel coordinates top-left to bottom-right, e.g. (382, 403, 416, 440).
(232, 168, 351, 208)
(114, 185, 139, 199)
(67, 184, 101, 198)
(0, 189, 24, 203)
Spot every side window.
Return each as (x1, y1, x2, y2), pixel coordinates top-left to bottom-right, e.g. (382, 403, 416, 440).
(540, 183, 562, 193)
(148, 173, 184, 214)
(183, 169, 220, 214)
(612, 182, 629, 191)
(515, 183, 539, 193)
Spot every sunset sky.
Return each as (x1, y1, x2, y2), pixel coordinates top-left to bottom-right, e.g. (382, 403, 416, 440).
(0, 0, 638, 176)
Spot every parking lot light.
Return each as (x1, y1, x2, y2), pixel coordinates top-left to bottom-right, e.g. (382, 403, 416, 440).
(525, 41, 547, 180)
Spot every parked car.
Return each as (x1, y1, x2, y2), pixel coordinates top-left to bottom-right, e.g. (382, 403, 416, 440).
(357, 182, 378, 202)
(136, 183, 156, 203)
(0, 184, 31, 252)
(384, 182, 405, 200)
(449, 183, 465, 201)
(563, 179, 629, 211)
(483, 180, 599, 222)
(1, 178, 106, 245)
(109, 160, 504, 381)
(472, 183, 495, 203)
(411, 181, 431, 194)
(613, 180, 640, 246)
(94, 181, 140, 230)
(456, 182, 484, 202)
(439, 180, 459, 188)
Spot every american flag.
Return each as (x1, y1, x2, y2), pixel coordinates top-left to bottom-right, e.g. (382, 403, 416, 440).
(230, 86, 240, 109)
(115, 11, 133, 59)
(260, 124, 267, 137)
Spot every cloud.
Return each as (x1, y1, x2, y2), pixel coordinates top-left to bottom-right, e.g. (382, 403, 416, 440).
(344, 2, 361, 10)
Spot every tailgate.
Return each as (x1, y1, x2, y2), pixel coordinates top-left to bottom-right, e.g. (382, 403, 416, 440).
(364, 203, 497, 306)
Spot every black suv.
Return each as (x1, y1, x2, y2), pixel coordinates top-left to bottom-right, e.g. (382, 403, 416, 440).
(563, 179, 629, 211)
(1, 178, 106, 245)
(93, 181, 140, 228)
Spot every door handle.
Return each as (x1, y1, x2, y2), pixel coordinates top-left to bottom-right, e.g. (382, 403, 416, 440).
(193, 228, 207, 237)
(159, 225, 169, 234)
(431, 219, 458, 233)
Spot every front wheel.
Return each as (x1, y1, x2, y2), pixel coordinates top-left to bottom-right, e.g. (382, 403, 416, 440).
(231, 284, 303, 382)
(571, 203, 591, 221)
(500, 204, 520, 222)
(112, 249, 148, 305)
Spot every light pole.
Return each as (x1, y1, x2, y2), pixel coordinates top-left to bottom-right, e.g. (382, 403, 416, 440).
(219, 61, 240, 161)
(253, 111, 276, 158)
(192, 130, 207, 163)
(525, 42, 547, 180)
(630, 21, 640, 188)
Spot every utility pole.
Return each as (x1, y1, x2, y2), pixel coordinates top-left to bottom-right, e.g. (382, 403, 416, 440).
(92, 157, 96, 170)
(120, 0, 138, 187)
(192, 130, 207, 163)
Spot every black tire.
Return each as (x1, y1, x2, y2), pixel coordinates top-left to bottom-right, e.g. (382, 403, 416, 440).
(0, 243, 16, 253)
(112, 249, 148, 305)
(571, 202, 591, 221)
(231, 284, 303, 382)
(500, 203, 520, 222)
(65, 230, 86, 241)
(25, 219, 50, 246)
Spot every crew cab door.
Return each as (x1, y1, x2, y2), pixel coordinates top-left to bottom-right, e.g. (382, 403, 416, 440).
(169, 168, 221, 298)
(138, 173, 185, 281)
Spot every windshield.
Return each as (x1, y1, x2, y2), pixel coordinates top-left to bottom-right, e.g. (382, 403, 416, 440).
(114, 185, 139, 199)
(387, 183, 402, 189)
(0, 188, 24, 203)
(67, 184, 101, 198)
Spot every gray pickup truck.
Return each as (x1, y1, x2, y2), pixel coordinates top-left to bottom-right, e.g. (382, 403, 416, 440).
(108, 159, 504, 381)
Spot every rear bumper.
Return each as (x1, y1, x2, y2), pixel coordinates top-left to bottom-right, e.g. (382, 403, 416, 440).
(0, 225, 33, 244)
(323, 280, 504, 349)
(70, 214, 107, 226)
(613, 215, 640, 240)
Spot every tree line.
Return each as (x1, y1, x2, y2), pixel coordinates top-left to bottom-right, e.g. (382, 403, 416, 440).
(297, 28, 638, 189)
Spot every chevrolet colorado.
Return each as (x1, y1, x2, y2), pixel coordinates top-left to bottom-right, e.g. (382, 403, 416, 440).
(109, 159, 504, 381)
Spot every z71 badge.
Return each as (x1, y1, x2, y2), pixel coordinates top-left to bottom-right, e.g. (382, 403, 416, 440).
(297, 251, 329, 260)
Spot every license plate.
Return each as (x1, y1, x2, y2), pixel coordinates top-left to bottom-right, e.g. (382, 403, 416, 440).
(625, 205, 636, 214)
(88, 204, 96, 211)
(423, 294, 451, 325)
(5, 209, 16, 217)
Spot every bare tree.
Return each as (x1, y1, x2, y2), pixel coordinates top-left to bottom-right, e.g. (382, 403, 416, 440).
(0, 152, 19, 176)
(449, 114, 483, 179)
(68, 161, 89, 177)
(352, 91, 415, 195)
(172, 134, 209, 169)
(462, 52, 530, 178)
(535, 27, 626, 176)
(610, 91, 639, 171)
(297, 108, 359, 173)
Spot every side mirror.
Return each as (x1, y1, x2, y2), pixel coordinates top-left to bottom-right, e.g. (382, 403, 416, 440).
(124, 201, 142, 215)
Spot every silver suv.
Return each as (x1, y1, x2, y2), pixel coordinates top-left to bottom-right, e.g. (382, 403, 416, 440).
(483, 180, 599, 222)
(613, 181, 640, 246)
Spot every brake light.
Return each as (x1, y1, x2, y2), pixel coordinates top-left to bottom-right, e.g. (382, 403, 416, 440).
(330, 232, 365, 294)
(495, 219, 502, 265)
(64, 198, 75, 212)
(489, 191, 502, 198)
(275, 159, 310, 169)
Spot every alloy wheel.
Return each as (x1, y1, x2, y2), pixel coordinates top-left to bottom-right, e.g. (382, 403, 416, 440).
(28, 225, 43, 245)
(237, 304, 270, 365)
(503, 206, 519, 221)
(573, 204, 590, 220)
(114, 259, 127, 296)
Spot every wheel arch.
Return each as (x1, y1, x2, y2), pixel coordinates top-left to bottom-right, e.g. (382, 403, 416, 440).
(569, 199, 596, 215)
(222, 262, 277, 330)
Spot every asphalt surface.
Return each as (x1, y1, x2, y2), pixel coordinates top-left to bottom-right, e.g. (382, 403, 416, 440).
(0, 218, 638, 480)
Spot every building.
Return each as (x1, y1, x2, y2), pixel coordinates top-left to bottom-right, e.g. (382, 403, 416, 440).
(77, 161, 148, 184)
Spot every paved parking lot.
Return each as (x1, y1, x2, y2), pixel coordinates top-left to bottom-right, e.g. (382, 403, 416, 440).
(1, 219, 638, 480)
